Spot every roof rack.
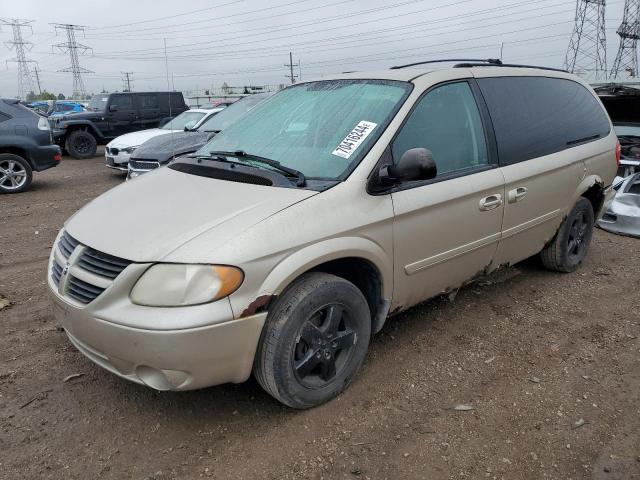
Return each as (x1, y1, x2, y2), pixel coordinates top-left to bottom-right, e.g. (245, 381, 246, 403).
(390, 58, 502, 69)
(390, 58, 568, 73)
(454, 62, 568, 73)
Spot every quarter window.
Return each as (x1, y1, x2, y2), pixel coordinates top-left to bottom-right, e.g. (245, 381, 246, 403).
(477, 77, 611, 165)
(392, 82, 489, 177)
(140, 94, 159, 109)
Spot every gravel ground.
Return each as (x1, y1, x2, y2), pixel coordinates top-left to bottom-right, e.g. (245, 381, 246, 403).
(1, 153, 639, 480)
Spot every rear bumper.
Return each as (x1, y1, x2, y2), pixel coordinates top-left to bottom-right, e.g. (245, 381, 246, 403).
(29, 144, 61, 172)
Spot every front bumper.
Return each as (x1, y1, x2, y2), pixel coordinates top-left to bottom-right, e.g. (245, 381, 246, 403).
(48, 253, 266, 391)
(105, 149, 132, 171)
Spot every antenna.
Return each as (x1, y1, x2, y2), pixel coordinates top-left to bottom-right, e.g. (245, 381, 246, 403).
(1, 19, 37, 100)
(51, 23, 93, 98)
(610, 0, 640, 78)
(564, 0, 608, 80)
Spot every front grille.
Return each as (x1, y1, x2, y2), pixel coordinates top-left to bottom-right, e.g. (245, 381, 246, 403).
(78, 248, 132, 280)
(58, 231, 79, 258)
(67, 275, 106, 304)
(129, 159, 160, 170)
(51, 261, 63, 285)
(52, 230, 132, 305)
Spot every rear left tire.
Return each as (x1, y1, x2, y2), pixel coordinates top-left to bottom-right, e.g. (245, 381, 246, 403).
(0, 153, 33, 194)
(254, 272, 371, 409)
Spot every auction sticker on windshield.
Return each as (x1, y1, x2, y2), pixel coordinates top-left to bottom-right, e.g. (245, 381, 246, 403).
(332, 121, 377, 159)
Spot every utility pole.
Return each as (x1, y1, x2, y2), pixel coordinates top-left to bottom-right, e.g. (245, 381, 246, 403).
(610, 0, 640, 78)
(51, 24, 93, 98)
(285, 52, 299, 84)
(121, 71, 133, 92)
(564, 0, 608, 80)
(32, 65, 42, 94)
(1, 19, 37, 100)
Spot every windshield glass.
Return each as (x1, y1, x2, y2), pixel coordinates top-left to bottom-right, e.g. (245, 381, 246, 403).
(196, 80, 410, 179)
(198, 94, 270, 133)
(88, 95, 108, 111)
(161, 111, 207, 130)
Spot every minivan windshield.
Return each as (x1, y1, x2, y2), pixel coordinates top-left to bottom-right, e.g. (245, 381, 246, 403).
(88, 95, 108, 111)
(196, 80, 411, 179)
(161, 110, 207, 130)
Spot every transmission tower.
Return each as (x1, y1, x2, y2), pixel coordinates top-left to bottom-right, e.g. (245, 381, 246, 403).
(610, 0, 640, 78)
(1, 19, 37, 100)
(565, 0, 608, 80)
(52, 24, 93, 98)
(121, 72, 133, 92)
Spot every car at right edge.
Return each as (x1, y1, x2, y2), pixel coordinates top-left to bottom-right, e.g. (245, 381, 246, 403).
(47, 60, 618, 409)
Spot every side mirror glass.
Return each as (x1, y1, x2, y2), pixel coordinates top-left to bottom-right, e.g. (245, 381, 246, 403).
(379, 148, 437, 185)
(108, 104, 119, 112)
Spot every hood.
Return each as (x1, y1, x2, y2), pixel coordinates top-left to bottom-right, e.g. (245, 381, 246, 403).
(130, 130, 212, 162)
(107, 129, 174, 148)
(58, 110, 102, 121)
(65, 166, 317, 262)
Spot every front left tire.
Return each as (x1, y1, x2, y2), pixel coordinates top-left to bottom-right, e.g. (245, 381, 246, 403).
(254, 272, 372, 409)
(0, 153, 33, 194)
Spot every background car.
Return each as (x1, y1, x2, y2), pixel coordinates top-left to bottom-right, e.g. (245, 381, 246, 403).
(51, 91, 189, 159)
(106, 107, 225, 171)
(0, 98, 61, 193)
(594, 83, 640, 177)
(127, 93, 271, 179)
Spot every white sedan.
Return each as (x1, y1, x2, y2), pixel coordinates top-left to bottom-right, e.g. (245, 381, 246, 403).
(105, 108, 224, 171)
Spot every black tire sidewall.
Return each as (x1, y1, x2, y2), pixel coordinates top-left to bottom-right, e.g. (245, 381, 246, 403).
(66, 130, 97, 159)
(0, 153, 33, 194)
(260, 273, 371, 409)
(557, 198, 595, 271)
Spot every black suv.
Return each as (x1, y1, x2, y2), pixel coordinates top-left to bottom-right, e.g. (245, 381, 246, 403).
(0, 99, 61, 194)
(51, 92, 188, 159)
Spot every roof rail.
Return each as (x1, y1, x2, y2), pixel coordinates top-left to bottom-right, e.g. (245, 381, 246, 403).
(453, 62, 568, 73)
(390, 58, 502, 70)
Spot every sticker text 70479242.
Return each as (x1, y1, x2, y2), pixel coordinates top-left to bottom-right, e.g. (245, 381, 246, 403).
(332, 121, 378, 159)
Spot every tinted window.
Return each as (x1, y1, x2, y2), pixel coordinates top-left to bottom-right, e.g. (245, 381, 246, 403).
(140, 94, 159, 109)
(112, 95, 133, 109)
(0, 112, 11, 122)
(170, 93, 184, 109)
(477, 77, 610, 165)
(392, 81, 488, 176)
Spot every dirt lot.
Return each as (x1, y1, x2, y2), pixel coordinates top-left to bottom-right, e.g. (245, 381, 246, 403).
(1, 153, 639, 480)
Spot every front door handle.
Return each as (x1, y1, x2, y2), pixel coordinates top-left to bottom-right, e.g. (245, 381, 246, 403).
(508, 186, 528, 203)
(479, 193, 503, 211)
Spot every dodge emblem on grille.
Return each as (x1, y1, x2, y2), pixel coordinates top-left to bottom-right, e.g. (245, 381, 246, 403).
(62, 263, 70, 276)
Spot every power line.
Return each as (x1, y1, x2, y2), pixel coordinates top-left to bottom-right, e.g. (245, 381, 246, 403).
(610, 0, 640, 76)
(1, 19, 37, 99)
(51, 24, 93, 97)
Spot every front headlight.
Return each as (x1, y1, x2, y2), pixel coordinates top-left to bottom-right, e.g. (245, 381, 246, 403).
(122, 146, 137, 154)
(130, 264, 243, 307)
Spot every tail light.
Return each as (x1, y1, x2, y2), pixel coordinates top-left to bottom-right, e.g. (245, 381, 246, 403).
(54, 153, 62, 162)
(615, 140, 621, 167)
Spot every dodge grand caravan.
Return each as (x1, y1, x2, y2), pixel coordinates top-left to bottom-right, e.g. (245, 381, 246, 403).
(47, 61, 618, 408)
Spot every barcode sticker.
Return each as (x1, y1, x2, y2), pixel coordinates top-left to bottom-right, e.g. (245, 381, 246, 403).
(332, 121, 378, 159)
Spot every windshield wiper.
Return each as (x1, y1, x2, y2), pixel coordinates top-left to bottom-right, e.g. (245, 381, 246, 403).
(207, 150, 306, 187)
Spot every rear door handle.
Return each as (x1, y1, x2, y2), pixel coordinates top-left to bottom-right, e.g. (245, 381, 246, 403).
(479, 193, 503, 211)
(508, 186, 528, 203)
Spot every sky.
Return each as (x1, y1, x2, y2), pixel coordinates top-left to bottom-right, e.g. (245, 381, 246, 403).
(0, 0, 629, 98)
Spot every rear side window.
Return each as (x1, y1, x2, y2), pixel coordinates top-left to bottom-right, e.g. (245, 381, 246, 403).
(170, 94, 184, 110)
(112, 95, 133, 109)
(141, 94, 159, 109)
(477, 77, 610, 165)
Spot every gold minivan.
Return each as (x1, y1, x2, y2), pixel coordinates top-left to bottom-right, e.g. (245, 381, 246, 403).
(48, 61, 618, 408)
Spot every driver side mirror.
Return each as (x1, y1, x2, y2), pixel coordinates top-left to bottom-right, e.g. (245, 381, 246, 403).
(378, 148, 437, 185)
(108, 104, 119, 112)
